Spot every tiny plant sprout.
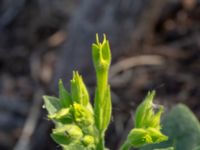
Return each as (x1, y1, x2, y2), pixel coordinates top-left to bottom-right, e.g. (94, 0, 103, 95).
(43, 34, 169, 150)
(119, 91, 168, 150)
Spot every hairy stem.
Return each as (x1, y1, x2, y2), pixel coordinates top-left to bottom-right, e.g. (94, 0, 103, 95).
(96, 134, 105, 150)
(119, 141, 131, 150)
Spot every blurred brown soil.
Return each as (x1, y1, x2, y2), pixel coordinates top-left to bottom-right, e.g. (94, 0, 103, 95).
(0, 0, 199, 150)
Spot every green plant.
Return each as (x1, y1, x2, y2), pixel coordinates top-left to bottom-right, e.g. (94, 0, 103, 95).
(119, 91, 168, 150)
(43, 34, 169, 150)
(141, 104, 200, 150)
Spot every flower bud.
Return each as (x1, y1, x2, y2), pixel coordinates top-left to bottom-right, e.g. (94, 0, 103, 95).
(72, 103, 94, 127)
(127, 128, 152, 148)
(70, 71, 94, 113)
(51, 125, 83, 145)
(92, 34, 111, 72)
(82, 135, 95, 147)
(146, 128, 168, 143)
(48, 108, 73, 124)
(135, 91, 163, 129)
(122, 91, 168, 149)
(70, 71, 89, 105)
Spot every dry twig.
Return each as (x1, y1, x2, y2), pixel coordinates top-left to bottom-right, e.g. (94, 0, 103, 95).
(110, 55, 165, 78)
(13, 89, 44, 150)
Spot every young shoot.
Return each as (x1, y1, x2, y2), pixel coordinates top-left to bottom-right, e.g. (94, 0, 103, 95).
(43, 34, 169, 150)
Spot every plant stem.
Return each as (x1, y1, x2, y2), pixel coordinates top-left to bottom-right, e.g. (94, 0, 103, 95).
(96, 134, 105, 150)
(96, 70, 107, 150)
(97, 70, 108, 97)
(119, 141, 131, 150)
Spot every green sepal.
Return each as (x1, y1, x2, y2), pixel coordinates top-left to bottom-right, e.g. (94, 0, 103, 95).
(94, 85, 111, 134)
(127, 128, 168, 148)
(72, 103, 94, 127)
(127, 128, 152, 148)
(51, 124, 83, 145)
(70, 71, 90, 106)
(94, 88, 102, 132)
(48, 108, 73, 124)
(92, 34, 111, 72)
(135, 91, 163, 129)
(59, 79, 71, 108)
(146, 128, 168, 143)
(101, 85, 112, 132)
(120, 91, 168, 150)
(43, 96, 61, 115)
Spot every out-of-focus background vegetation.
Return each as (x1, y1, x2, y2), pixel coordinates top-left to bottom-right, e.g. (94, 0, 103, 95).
(0, 0, 199, 150)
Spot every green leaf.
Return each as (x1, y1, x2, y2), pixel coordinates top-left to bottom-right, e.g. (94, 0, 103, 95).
(101, 85, 112, 132)
(43, 96, 61, 115)
(70, 71, 90, 105)
(59, 79, 71, 107)
(94, 88, 101, 131)
(134, 91, 155, 128)
(94, 85, 111, 136)
(134, 91, 163, 129)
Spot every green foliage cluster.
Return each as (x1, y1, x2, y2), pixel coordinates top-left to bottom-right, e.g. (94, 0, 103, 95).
(44, 73, 97, 150)
(43, 34, 112, 150)
(120, 91, 168, 150)
(141, 104, 200, 150)
(43, 34, 174, 150)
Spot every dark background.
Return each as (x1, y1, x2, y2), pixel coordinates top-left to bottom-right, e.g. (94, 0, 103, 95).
(0, 0, 199, 150)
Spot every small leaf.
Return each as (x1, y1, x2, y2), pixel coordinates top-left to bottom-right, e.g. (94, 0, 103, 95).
(94, 85, 111, 135)
(94, 88, 101, 131)
(70, 71, 79, 103)
(135, 91, 163, 129)
(59, 79, 71, 107)
(43, 96, 61, 115)
(149, 106, 164, 130)
(78, 75, 90, 107)
(70, 71, 90, 106)
(101, 85, 112, 132)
